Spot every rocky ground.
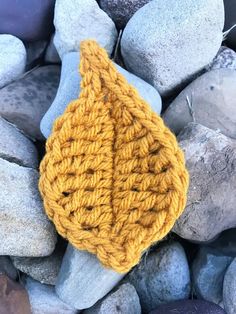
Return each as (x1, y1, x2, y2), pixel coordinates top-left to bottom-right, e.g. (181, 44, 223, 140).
(0, 0, 235, 313)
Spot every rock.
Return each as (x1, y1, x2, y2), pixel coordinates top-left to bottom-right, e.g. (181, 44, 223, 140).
(207, 46, 236, 71)
(149, 300, 226, 314)
(0, 65, 60, 140)
(0, 117, 38, 168)
(84, 283, 141, 314)
(192, 247, 233, 304)
(25, 277, 77, 314)
(126, 242, 190, 313)
(0, 274, 31, 314)
(54, 0, 117, 59)
(223, 258, 236, 314)
(0, 0, 55, 41)
(121, 0, 224, 97)
(174, 123, 236, 242)
(223, 0, 236, 50)
(0, 157, 56, 256)
(0, 256, 18, 280)
(56, 244, 125, 310)
(45, 34, 61, 64)
(0, 35, 26, 89)
(99, 0, 151, 29)
(25, 41, 48, 70)
(40, 52, 162, 138)
(163, 69, 236, 139)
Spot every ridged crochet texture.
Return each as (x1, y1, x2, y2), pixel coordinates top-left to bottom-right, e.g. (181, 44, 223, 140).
(39, 40, 189, 273)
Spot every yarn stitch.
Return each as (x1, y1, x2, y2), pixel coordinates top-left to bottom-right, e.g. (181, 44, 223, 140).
(39, 40, 189, 273)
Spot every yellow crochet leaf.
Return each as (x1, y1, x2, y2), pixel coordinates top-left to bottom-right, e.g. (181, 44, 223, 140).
(39, 40, 189, 273)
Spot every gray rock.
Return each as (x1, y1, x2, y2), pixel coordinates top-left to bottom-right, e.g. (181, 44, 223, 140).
(126, 242, 191, 313)
(54, 0, 117, 59)
(121, 0, 224, 97)
(84, 283, 141, 314)
(0, 157, 56, 256)
(0, 65, 60, 140)
(223, 258, 236, 314)
(163, 69, 236, 139)
(0, 35, 26, 88)
(45, 34, 61, 64)
(192, 247, 233, 304)
(0, 117, 38, 168)
(40, 52, 162, 138)
(207, 46, 236, 71)
(99, 0, 151, 29)
(25, 277, 77, 314)
(56, 244, 124, 310)
(174, 123, 236, 242)
(0, 256, 18, 280)
(25, 40, 48, 70)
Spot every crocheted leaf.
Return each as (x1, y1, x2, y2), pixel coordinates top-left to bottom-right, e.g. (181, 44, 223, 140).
(39, 40, 189, 273)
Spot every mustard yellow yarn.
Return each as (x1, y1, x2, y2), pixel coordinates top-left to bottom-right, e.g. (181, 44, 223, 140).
(39, 40, 189, 273)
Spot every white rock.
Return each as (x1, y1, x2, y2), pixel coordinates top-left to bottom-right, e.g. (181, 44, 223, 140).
(54, 0, 117, 59)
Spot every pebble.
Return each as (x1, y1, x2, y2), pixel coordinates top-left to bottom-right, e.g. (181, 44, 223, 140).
(55, 244, 125, 310)
(40, 52, 162, 138)
(0, 65, 60, 140)
(121, 0, 224, 97)
(224, 0, 236, 50)
(99, 0, 151, 29)
(163, 69, 236, 139)
(0, 35, 26, 89)
(54, 0, 117, 59)
(0, 256, 18, 280)
(0, 157, 56, 256)
(223, 258, 236, 314)
(126, 242, 190, 313)
(45, 34, 61, 64)
(149, 299, 226, 314)
(192, 246, 233, 304)
(174, 123, 236, 242)
(25, 277, 77, 314)
(206, 46, 236, 71)
(84, 283, 141, 314)
(0, 0, 55, 41)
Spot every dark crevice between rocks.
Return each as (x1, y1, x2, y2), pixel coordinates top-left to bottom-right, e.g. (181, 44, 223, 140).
(0, 153, 35, 170)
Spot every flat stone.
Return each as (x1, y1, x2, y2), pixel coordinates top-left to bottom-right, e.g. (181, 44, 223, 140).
(163, 69, 236, 139)
(174, 123, 236, 242)
(55, 244, 125, 310)
(0, 65, 60, 140)
(0, 157, 56, 256)
(0, 117, 38, 168)
(84, 283, 141, 314)
(0, 256, 18, 280)
(45, 34, 61, 64)
(40, 52, 162, 138)
(25, 277, 77, 314)
(0, 35, 26, 89)
(206, 46, 236, 71)
(54, 0, 117, 59)
(192, 246, 233, 304)
(126, 242, 190, 313)
(223, 258, 236, 314)
(121, 0, 224, 97)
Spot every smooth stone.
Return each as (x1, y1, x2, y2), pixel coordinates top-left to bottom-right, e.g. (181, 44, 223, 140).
(121, 0, 224, 97)
(192, 247, 233, 304)
(223, 0, 236, 50)
(0, 65, 60, 140)
(0, 157, 56, 256)
(0, 256, 18, 280)
(0, 35, 26, 89)
(223, 258, 236, 314)
(0, 0, 55, 41)
(56, 244, 125, 310)
(126, 242, 190, 313)
(163, 69, 236, 139)
(0, 117, 38, 168)
(54, 0, 117, 59)
(45, 34, 61, 64)
(174, 123, 236, 242)
(149, 299, 226, 314)
(25, 41, 48, 70)
(206, 46, 236, 71)
(0, 274, 31, 314)
(40, 52, 162, 138)
(25, 277, 77, 314)
(84, 283, 141, 314)
(99, 0, 151, 29)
